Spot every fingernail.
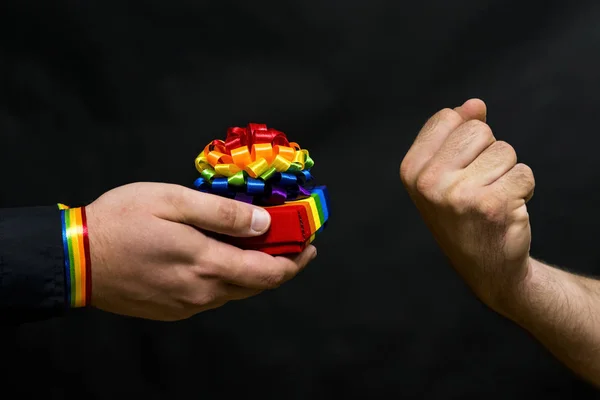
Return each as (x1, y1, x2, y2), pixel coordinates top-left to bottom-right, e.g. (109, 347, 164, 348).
(311, 247, 318, 259)
(251, 209, 270, 233)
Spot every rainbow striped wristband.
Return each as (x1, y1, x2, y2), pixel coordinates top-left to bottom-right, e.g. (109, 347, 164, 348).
(58, 205, 92, 308)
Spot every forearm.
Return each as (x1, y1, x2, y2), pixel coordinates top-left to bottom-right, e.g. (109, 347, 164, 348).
(504, 258, 600, 386)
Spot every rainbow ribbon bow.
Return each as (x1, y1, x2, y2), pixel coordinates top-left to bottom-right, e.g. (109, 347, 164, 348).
(194, 123, 316, 205)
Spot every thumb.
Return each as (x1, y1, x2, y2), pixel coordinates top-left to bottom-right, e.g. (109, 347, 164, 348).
(454, 98, 487, 122)
(163, 187, 271, 237)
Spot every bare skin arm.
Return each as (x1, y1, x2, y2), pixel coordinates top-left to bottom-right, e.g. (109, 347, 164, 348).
(400, 99, 600, 387)
(506, 258, 600, 386)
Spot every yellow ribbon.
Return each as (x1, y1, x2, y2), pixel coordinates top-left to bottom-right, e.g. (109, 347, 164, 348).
(195, 141, 313, 179)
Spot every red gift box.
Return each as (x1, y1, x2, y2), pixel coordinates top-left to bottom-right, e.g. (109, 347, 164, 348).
(225, 186, 329, 256)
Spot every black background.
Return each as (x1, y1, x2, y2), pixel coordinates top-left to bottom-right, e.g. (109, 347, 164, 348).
(1, 0, 600, 398)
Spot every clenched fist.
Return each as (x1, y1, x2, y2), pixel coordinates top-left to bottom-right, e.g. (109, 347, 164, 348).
(400, 99, 535, 310)
(85, 182, 317, 321)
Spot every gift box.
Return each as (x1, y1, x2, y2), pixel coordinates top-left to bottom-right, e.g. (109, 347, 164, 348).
(193, 123, 329, 255)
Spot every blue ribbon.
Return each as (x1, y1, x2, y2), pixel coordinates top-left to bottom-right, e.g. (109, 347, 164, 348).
(194, 166, 316, 206)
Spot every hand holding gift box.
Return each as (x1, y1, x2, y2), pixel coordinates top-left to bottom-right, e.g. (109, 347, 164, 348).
(193, 123, 329, 255)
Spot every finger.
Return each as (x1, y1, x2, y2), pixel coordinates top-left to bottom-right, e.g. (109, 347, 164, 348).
(401, 99, 486, 184)
(289, 245, 317, 272)
(426, 119, 496, 171)
(402, 108, 463, 182)
(463, 140, 517, 186)
(453, 98, 487, 122)
(491, 163, 535, 201)
(218, 246, 318, 299)
(161, 186, 271, 237)
(198, 238, 317, 290)
(412, 99, 487, 150)
(222, 283, 264, 301)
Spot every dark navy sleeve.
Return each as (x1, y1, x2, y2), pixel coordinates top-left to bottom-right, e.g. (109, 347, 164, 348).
(0, 206, 66, 325)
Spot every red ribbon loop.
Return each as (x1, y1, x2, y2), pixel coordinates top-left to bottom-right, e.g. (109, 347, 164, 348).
(224, 124, 290, 153)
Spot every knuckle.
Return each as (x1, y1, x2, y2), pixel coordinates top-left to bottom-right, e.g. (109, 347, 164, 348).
(422, 108, 461, 133)
(190, 255, 222, 279)
(437, 108, 461, 124)
(446, 184, 472, 214)
(399, 157, 414, 185)
(415, 170, 444, 205)
(515, 163, 535, 186)
(216, 200, 240, 229)
(189, 291, 218, 308)
(476, 194, 506, 223)
(261, 267, 287, 289)
(165, 185, 187, 218)
(495, 140, 517, 161)
(240, 254, 287, 289)
(465, 119, 493, 137)
(415, 170, 441, 202)
(512, 204, 530, 223)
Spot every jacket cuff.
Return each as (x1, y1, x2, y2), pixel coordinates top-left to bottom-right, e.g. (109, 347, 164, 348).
(0, 206, 66, 323)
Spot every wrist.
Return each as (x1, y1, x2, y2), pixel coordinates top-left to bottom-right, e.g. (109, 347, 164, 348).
(486, 256, 538, 320)
(59, 205, 93, 308)
(494, 256, 553, 322)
